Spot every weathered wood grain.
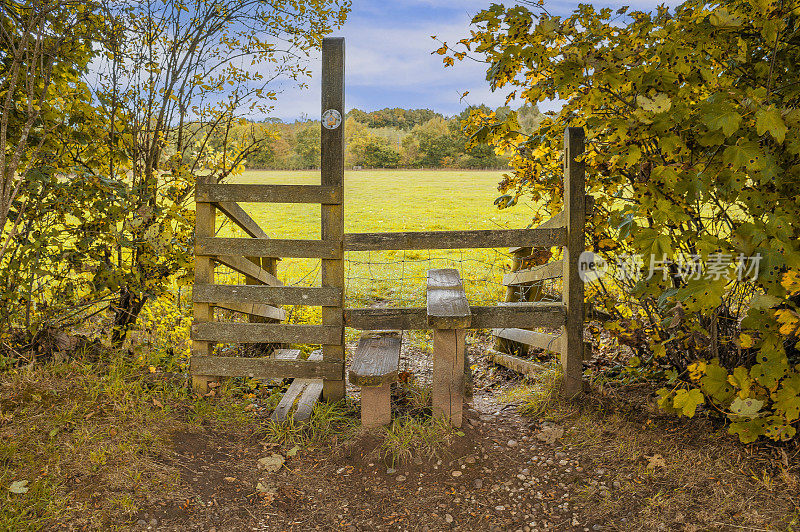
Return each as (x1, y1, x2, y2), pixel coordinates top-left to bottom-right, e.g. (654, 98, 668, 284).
(427, 268, 471, 329)
(320, 37, 346, 402)
(349, 331, 402, 386)
(193, 284, 341, 307)
(487, 349, 547, 376)
(344, 227, 565, 251)
(492, 328, 564, 353)
(197, 237, 338, 259)
(190, 354, 342, 381)
(213, 255, 281, 286)
(197, 183, 342, 204)
(191, 322, 341, 345)
(214, 201, 269, 240)
(212, 301, 286, 321)
(343, 303, 565, 330)
(191, 191, 216, 393)
(432, 328, 465, 428)
(360, 382, 391, 428)
(562, 127, 586, 396)
(271, 350, 324, 422)
(503, 260, 564, 285)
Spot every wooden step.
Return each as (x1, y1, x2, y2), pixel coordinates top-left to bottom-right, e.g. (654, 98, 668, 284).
(492, 328, 564, 354)
(271, 350, 324, 423)
(426, 268, 471, 329)
(349, 331, 402, 428)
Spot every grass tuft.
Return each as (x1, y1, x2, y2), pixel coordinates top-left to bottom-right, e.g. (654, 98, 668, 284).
(381, 415, 455, 467)
(261, 399, 359, 446)
(498, 361, 563, 418)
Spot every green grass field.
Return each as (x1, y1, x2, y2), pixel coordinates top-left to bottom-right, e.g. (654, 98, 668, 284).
(217, 170, 540, 309)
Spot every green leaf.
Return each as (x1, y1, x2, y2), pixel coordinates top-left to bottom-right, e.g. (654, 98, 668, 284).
(755, 107, 787, 143)
(703, 104, 741, 137)
(637, 93, 672, 114)
(286, 445, 300, 457)
(729, 396, 764, 419)
(729, 418, 767, 443)
(7, 480, 28, 494)
(750, 343, 788, 389)
(700, 361, 735, 403)
(672, 388, 704, 417)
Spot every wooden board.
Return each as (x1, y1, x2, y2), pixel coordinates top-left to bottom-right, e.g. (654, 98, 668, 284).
(191, 193, 216, 393)
(214, 201, 269, 240)
(320, 37, 346, 402)
(344, 227, 565, 251)
(193, 284, 341, 307)
(426, 268, 471, 329)
(191, 322, 342, 345)
(343, 303, 565, 330)
(212, 301, 286, 321)
(349, 331, 402, 386)
(213, 255, 281, 286)
(271, 350, 324, 423)
(492, 328, 563, 354)
(197, 237, 338, 259)
(190, 353, 342, 380)
(197, 183, 342, 204)
(487, 349, 546, 376)
(536, 211, 566, 231)
(432, 329, 465, 428)
(503, 260, 563, 285)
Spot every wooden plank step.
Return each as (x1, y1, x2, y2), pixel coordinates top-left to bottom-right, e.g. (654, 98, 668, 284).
(191, 322, 342, 345)
(197, 237, 338, 259)
(426, 268, 471, 329)
(349, 331, 402, 386)
(190, 352, 342, 380)
(213, 255, 281, 286)
(487, 349, 547, 376)
(344, 227, 565, 251)
(214, 201, 270, 240)
(193, 284, 341, 307)
(271, 350, 324, 422)
(197, 183, 342, 205)
(503, 260, 563, 285)
(492, 328, 563, 354)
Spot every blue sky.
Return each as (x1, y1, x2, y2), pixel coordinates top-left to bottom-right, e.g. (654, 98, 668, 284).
(270, 0, 682, 121)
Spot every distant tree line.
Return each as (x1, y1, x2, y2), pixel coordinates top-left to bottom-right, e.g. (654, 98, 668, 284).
(220, 105, 543, 170)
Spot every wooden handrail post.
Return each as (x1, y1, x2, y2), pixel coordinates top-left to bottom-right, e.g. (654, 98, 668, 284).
(561, 127, 586, 396)
(192, 176, 217, 393)
(320, 37, 346, 402)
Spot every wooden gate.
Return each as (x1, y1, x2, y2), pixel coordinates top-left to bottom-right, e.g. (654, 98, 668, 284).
(189, 37, 590, 402)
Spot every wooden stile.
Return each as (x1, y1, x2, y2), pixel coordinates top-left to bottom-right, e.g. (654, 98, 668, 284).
(191, 353, 341, 381)
(493, 328, 564, 353)
(427, 269, 472, 329)
(320, 37, 346, 401)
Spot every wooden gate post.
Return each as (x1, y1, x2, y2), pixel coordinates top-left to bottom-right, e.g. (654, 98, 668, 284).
(192, 177, 216, 393)
(561, 127, 586, 396)
(320, 37, 346, 402)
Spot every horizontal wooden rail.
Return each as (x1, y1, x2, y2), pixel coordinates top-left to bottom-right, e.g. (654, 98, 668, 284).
(493, 328, 563, 353)
(214, 201, 269, 239)
(344, 227, 565, 251)
(193, 284, 342, 306)
(191, 355, 343, 380)
(503, 260, 564, 285)
(191, 323, 342, 344)
(197, 237, 338, 259)
(197, 183, 342, 205)
(344, 302, 565, 330)
(213, 301, 286, 321)
(213, 255, 281, 286)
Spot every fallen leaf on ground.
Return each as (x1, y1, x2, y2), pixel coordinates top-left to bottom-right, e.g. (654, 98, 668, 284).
(286, 445, 300, 457)
(224, 477, 236, 483)
(537, 422, 564, 444)
(8, 480, 28, 494)
(646, 454, 666, 469)
(258, 453, 285, 472)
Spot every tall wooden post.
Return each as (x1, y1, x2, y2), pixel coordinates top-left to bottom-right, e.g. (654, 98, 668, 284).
(320, 37, 346, 401)
(561, 127, 586, 396)
(192, 178, 216, 393)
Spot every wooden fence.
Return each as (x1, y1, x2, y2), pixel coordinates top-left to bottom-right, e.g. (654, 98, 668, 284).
(190, 37, 590, 400)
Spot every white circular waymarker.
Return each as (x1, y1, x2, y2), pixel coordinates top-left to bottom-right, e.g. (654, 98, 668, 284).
(322, 109, 342, 130)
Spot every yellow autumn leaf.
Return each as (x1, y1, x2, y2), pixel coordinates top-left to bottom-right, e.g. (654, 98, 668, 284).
(782, 271, 800, 295)
(739, 333, 754, 348)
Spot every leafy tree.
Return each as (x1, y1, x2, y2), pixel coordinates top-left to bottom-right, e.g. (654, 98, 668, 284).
(295, 124, 322, 168)
(348, 132, 401, 168)
(443, 0, 800, 441)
